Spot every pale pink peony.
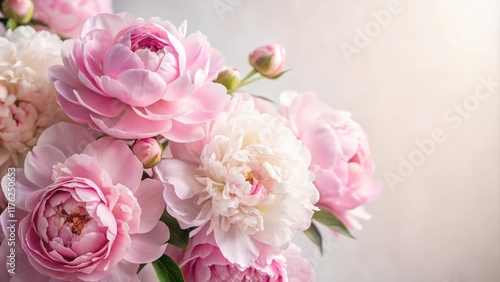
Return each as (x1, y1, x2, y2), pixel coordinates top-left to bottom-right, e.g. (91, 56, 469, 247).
(0, 26, 67, 177)
(50, 12, 228, 141)
(278, 91, 380, 230)
(155, 93, 318, 267)
(0, 122, 169, 281)
(166, 227, 314, 282)
(32, 0, 113, 38)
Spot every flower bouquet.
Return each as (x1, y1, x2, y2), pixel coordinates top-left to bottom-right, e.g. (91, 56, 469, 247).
(0, 1, 380, 281)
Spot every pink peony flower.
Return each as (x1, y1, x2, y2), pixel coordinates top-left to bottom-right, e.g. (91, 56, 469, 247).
(249, 43, 286, 78)
(278, 91, 380, 230)
(166, 227, 314, 282)
(32, 0, 113, 38)
(0, 26, 67, 177)
(155, 93, 318, 267)
(50, 12, 228, 141)
(0, 122, 169, 281)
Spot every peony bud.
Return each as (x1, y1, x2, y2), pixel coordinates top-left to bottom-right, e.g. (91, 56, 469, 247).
(215, 66, 241, 91)
(132, 138, 163, 168)
(248, 43, 286, 79)
(1, 0, 35, 24)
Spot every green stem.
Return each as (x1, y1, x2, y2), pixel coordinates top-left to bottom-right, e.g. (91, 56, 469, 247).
(237, 75, 264, 88)
(240, 69, 258, 84)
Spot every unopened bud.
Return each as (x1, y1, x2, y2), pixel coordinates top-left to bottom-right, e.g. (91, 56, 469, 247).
(248, 43, 286, 79)
(2, 0, 35, 24)
(215, 66, 241, 91)
(132, 138, 163, 168)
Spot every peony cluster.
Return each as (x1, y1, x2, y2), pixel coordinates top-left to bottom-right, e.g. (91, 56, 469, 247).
(0, 123, 168, 281)
(0, 26, 67, 176)
(0, 7, 379, 282)
(155, 93, 319, 267)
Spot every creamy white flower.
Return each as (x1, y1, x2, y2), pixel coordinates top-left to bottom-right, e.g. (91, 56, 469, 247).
(0, 26, 65, 172)
(155, 93, 319, 267)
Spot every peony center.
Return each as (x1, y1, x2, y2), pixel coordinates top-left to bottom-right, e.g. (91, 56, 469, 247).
(62, 208, 92, 235)
(130, 25, 171, 53)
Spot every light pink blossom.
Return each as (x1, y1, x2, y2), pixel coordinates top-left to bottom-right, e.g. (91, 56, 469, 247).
(166, 227, 314, 282)
(278, 91, 380, 230)
(50, 12, 228, 141)
(0, 26, 67, 177)
(0, 122, 169, 281)
(32, 0, 113, 38)
(155, 93, 318, 267)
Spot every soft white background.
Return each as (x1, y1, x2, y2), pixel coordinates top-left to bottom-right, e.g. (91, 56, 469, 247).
(114, 1, 499, 281)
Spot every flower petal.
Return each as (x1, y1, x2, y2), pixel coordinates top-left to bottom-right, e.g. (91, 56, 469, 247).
(83, 137, 143, 191)
(116, 69, 167, 107)
(133, 179, 166, 233)
(124, 222, 169, 264)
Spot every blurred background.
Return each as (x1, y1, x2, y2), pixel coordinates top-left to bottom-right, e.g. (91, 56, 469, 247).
(114, 1, 499, 281)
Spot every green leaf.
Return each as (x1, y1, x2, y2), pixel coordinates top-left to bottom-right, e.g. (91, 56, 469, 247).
(152, 254, 184, 282)
(250, 94, 277, 104)
(160, 211, 191, 249)
(313, 208, 356, 239)
(304, 221, 323, 255)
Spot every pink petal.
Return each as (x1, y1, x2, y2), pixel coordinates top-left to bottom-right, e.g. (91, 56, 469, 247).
(133, 179, 166, 234)
(154, 159, 202, 200)
(100, 261, 141, 282)
(213, 224, 260, 267)
(73, 87, 126, 117)
(124, 222, 169, 264)
(161, 120, 205, 143)
(137, 263, 159, 282)
(172, 82, 228, 124)
(56, 96, 93, 124)
(103, 45, 145, 79)
(90, 108, 172, 139)
(36, 122, 97, 156)
(116, 69, 167, 107)
(163, 74, 193, 101)
(81, 13, 135, 39)
(301, 123, 342, 169)
(24, 145, 66, 188)
(96, 75, 130, 100)
(83, 137, 143, 191)
(49, 65, 81, 88)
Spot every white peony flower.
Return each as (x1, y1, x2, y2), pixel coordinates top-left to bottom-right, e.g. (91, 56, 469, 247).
(0, 26, 66, 173)
(155, 93, 319, 267)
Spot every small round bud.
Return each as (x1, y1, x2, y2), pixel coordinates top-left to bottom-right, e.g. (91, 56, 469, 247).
(1, 0, 35, 24)
(248, 43, 286, 79)
(215, 66, 241, 91)
(132, 138, 163, 168)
